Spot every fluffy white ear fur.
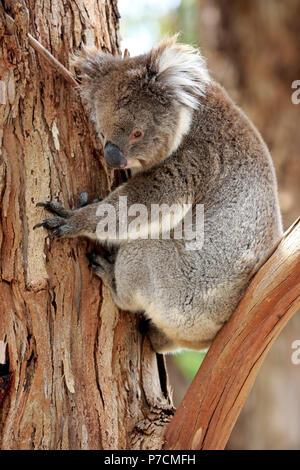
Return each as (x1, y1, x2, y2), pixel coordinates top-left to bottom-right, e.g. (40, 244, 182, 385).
(149, 36, 211, 110)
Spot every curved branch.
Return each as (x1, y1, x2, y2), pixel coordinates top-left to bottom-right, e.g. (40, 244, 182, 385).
(164, 217, 300, 450)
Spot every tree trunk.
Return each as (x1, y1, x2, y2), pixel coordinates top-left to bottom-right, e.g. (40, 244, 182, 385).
(0, 0, 173, 450)
(198, 0, 300, 449)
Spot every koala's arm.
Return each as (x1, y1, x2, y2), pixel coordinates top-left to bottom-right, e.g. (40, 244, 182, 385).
(35, 159, 197, 241)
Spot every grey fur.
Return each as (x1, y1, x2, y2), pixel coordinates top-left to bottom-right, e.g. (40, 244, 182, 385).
(36, 38, 282, 353)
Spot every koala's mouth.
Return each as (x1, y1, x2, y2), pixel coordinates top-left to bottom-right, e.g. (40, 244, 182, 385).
(123, 158, 144, 169)
(104, 143, 145, 170)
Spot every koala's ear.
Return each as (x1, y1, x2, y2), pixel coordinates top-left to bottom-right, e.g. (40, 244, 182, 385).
(147, 36, 211, 109)
(71, 46, 115, 82)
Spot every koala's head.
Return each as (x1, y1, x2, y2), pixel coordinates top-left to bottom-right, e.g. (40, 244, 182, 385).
(74, 36, 210, 171)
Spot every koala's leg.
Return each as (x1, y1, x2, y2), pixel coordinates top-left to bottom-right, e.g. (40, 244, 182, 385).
(110, 239, 233, 353)
(88, 254, 178, 353)
(87, 251, 132, 312)
(108, 240, 191, 352)
(87, 252, 117, 296)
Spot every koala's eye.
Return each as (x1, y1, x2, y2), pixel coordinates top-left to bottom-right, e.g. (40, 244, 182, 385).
(130, 129, 144, 141)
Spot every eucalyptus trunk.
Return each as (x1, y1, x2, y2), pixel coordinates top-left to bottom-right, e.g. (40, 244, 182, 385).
(0, 0, 173, 450)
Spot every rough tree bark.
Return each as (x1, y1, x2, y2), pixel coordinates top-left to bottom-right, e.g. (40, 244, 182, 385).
(0, 0, 173, 450)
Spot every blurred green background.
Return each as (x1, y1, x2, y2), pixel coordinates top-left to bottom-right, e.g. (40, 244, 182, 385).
(172, 350, 205, 380)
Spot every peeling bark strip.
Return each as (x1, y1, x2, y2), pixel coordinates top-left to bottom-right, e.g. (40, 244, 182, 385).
(0, 1, 173, 450)
(164, 219, 300, 450)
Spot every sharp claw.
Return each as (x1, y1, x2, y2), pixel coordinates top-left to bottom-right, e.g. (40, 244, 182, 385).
(36, 201, 71, 218)
(33, 221, 45, 230)
(33, 216, 66, 231)
(33, 219, 51, 230)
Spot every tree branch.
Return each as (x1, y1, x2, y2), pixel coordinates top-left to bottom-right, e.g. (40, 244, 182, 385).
(4, 12, 130, 88)
(164, 217, 300, 450)
(4, 12, 79, 87)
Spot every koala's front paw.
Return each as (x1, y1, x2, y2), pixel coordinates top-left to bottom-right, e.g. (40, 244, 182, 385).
(34, 200, 79, 238)
(34, 189, 100, 238)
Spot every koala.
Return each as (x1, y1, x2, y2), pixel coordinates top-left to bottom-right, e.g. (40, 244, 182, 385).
(34, 37, 282, 353)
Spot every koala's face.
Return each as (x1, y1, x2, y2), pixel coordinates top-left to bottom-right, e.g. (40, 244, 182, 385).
(93, 75, 179, 170)
(75, 38, 210, 171)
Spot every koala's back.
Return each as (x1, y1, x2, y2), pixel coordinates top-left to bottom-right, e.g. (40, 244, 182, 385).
(188, 81, 283, 270)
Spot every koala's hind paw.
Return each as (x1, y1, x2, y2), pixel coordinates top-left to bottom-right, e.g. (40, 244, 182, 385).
(87, 252, 112, 272)
(87, 252, 114, 286)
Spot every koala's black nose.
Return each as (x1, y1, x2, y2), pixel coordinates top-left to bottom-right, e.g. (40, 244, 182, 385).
(104, 142, 127, 169)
